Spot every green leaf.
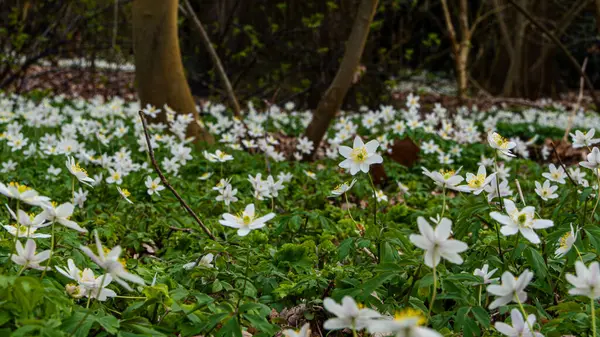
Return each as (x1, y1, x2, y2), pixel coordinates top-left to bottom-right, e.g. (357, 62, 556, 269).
(96, 315, 120, 334)
(216, 316, 243, 337)
(524, 247, 547, 278)
(471, 306, 490, 327)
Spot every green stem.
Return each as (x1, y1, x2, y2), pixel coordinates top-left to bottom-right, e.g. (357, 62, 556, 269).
(72, 274, 107, 337)
(428, 264, 437, 320)
(344, 192, 359, 227)
(516, 295, 535, 334)
(591, 170, 600, 222)
(478, 284, 482, 307)
(440, 186, 446, 218)
(235, 251, 251, 322)
(368, 172, 378, 226)
(16, 263, 27, 276)
(40, 222, 56, 279)
(592, 297, 597, 337)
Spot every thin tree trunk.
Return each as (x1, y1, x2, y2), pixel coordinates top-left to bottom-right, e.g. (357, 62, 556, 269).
(132, 0, 213, 143)
(303, 0, 379, 160)
(502, 0, 526, 96)
(492, 0, 514, 58)
(181, 0, 242, 117)
(456, 0, 470, 101)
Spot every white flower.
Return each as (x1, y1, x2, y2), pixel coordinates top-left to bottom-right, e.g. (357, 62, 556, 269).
(461, 165, 497, 194)
(541, 164, 566, 184)
(106, 168, 123, 185)
(80, 230, 145, 291)
(183, 253, 215, 270)
(1, 160, 17, 173)
(484, 177, 513, 202)
(490, 199, 553, 244)
(409, 217, 468, 268)
(216, 184, 238, 206)
(555, 224, 577, 258)
(219, 204, 275, 236)
(282, 323, 311, 337)
(3, 205, 50, 238)
(0, 182, 50, 206)
(266, 175, 285, 198)
(330, 179, 357, 197)
(473, 264, 499, 284)
(570, 129, 600, 148)
(487, 270, 533, 309)
(304, 170, 317, 180)
(421, 167, 468, 191)
(56, 259, 117, 301)
(66, 156, 95, 186)
(374, 190, 388, 202)
(323, 296, 381, 330)
(145, 176, 165, 196)
(495, 309, 543, 337)
(338, 136, 383, 175)
(73, 188, 89, 208)
(566, 261, 600, 299)
(580, 147, 600, 170)
(117, 187, 133, 204)
(534, 180, 558, 201)
(367, 308, 441, 337)
(198, 172, 213, 180)
(42, 202, 87, 233)
(11, 239, 50, 270)
(488, 132, 516, 157)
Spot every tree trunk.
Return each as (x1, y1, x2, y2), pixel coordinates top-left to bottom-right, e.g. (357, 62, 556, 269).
(132, 0, 213, 143)
(456, 0, 469, 102)
(302, 0, 378, 160)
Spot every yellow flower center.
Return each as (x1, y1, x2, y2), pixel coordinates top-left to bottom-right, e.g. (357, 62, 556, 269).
(440, 170, 455, 180)
(560, 232, 572, 249)
(121, 189, 130, 197)
(112, 172, 121, 180)
(394, 308, 426, 326)
(493, 134, 509, 148)
(71, 163, 87, 175)
(468, 174, 486, 188)
(9, 182, 30, 194)
(51, 201, 58, 208)
(350, 146, 368, 163)
(242, 215, 252, 225)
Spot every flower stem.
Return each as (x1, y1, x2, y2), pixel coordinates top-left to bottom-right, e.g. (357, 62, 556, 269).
(40, 222, 55, 279)
(16, 263, 27, 277)
(368, 172, 378, 226)
(428, 264, 437, 320)
(344, 192, 359, 227)
(440, 186, 446, 218)
(478, 284, 482, 307)
(516, 295, 535, 334)
(235, 251, 251, 322)
(592, 170, 600, 222)
(72, 274, 107, 337)
(592, 297, 597, 337)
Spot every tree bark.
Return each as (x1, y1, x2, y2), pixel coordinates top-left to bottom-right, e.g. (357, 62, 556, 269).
(302, 0, 379, 160)
(440, 0, 470, 102)
(132, 0, 213, 143)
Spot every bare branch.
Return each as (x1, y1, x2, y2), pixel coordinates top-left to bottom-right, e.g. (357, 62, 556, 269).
(138, 111, 217, 241)
(506, 0, 600, 110)
(564, 57, 588, 141)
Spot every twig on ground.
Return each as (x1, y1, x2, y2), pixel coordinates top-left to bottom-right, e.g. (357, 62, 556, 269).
(138, 111, 217, 240)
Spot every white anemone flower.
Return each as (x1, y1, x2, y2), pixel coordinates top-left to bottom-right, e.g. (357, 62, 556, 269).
(323, 296, 381, 331)
(338, 136, 383, 175)
(580, 147, 600, 170)
(566, 261, 600, 299)
(534, 180, 558, 201)
(490, 199, 553, 244)
(66, 156, 95, 186)
(495, 309, 543, 337)
(11, 239, 50, 270)
(570, 129, 600, 148)
(282, 323, 311, 337)
(219, 204, 275, 236)
(42, 202, 87, 233)
(461, 165, 497, 194)
(117, 187, 133, 204)
(0, 182, 50, 206)
(487, 270, 533, 309)
(421, 167, 468, 191)
(409, 217, 468, 268)
(555, 224, 577, 258)
(79, 230, 145, 291)
(541, 164, 566, 184)
(145, 176, 165, 196)
(367, 308, 441, 337)
(487, 132, 516, 157)
(473, 264, 499, 284)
